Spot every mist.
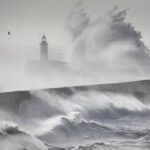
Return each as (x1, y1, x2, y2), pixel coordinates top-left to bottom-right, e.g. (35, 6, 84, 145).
(68, 3, 150, 78)
(0, 1, 150, 92)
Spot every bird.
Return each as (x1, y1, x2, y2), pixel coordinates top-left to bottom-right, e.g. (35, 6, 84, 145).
(8, 31, 11, 35)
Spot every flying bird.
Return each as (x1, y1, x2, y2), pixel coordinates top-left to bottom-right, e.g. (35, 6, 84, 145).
(8, 31, 11, 35)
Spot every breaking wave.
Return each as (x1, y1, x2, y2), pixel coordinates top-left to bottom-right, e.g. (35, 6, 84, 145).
(0, 82, 150, 149)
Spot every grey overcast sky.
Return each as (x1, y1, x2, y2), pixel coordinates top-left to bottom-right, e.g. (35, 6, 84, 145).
(0, 0, 150, 56)
(0, 0, 150, 91)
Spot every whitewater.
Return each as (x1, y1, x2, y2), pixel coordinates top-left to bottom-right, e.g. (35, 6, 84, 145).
(0, 80, 150, 149)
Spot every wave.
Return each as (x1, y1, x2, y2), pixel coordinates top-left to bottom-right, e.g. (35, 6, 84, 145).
(0, 80, 150, 148)
(0, 122, 47, 150)
(71, 141, 150, 150)
(38, 114, 150, 146)
(30, 90, 150, 122)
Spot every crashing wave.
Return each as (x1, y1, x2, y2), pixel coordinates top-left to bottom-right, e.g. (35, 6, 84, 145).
(0, 80, 150, 148)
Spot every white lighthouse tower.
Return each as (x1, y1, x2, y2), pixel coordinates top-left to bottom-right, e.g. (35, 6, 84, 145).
(40, 35, 48, 61)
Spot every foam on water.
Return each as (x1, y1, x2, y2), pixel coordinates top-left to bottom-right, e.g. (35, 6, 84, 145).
(0, 82, 150, 149)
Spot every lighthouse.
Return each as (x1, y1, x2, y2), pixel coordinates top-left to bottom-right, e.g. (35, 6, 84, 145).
(40, 35, 48, 61)
(26, 34, 68, 76)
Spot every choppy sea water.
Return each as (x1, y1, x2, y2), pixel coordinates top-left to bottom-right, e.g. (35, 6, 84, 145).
(0, 81, 150, 150)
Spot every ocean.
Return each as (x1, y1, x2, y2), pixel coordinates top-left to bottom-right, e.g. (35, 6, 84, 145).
(0, 80, 150, 150)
